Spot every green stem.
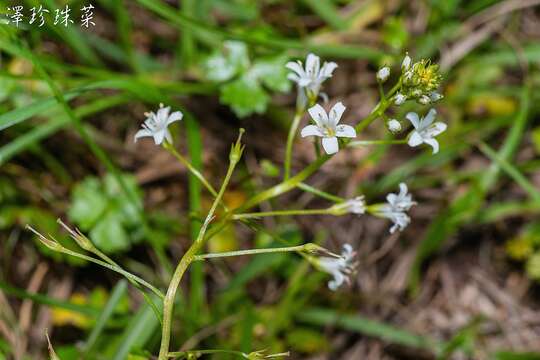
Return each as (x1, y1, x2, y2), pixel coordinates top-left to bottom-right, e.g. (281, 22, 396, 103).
(348, 139, 407, 147)
(284, 111, 304, 180)
(157, 133, 242, 359)
(163, 141, 218, 198)
(27, 226, 164, 300)
(233, 208, 331, 220)
(193, 243, 318, 261)
(298, 182, 344, 203)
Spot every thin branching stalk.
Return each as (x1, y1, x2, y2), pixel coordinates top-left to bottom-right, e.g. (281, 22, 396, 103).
(233, 208, 332, 220)
(158, 131, 244, 359)
(284, 110, 304, 180)
(193, 243, 322, 261)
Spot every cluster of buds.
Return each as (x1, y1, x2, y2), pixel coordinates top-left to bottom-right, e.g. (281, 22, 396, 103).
(396, 53, 443, 106)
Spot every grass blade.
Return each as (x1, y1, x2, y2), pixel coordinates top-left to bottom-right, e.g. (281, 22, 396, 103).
(84, 280, 128, 354)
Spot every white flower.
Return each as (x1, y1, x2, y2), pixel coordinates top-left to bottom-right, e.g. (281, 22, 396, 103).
(402, 53, 412, 71)
(377, 66, 390, 82)
(406, 108, 447, 154)
(286, 53, 337, 96)
(375, 183, 416, 233)
(301, 102, 356, 154)
(387, 119, 401, 133)
(317, 244, 357, 291)
(134, 104, 183, 145)
(345, 196, 366, 214)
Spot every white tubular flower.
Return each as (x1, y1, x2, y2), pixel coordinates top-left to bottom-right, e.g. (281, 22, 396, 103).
(406, 108, 447, 154)
(394, 93, 407, 105)
(134, 104, 183, 145)
(345, 196, 366, 214)
(301, 102, 356, 155)
(387, 119, 402, 133)
(374, 183, 416, 233)
(402, 53, 412, 71)
(377, 66, 390, 82)
(317, 244, 357, 291)
(286, 53, 337, 96)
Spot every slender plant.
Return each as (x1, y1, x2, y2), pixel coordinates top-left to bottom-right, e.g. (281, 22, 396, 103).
(29, 51, 446, 359)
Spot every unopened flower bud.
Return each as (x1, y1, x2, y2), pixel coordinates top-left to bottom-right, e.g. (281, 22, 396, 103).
(394, 93, 406, 105)
(387, 119, 402, 133)
(419, 95, 430, 105)
(377, 66, 390, 82)
(402, 53, 412, 71)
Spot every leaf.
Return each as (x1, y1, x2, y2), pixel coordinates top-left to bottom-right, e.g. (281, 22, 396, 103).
(90, 213, 131, 253)
(250, 55, 292, 92)
(297, 307, 442, 352)
(494, 351, 540, 360)
(104, 173, 142, 226)
(220, 76, 269, 117)
(68, 178, 108, 231)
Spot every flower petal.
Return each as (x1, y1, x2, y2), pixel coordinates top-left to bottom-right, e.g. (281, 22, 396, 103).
(156, 106, 171, 124)
(153, 129, 167, 145)
(422, 108, 437, 127)
(426, 122, 447, 137)
(287, 73, 300, 83)
(407, 130, 423, 147)
(406, 112, 420, 129)
(322, 136, 339, 154)
(424, 138, 440, 154)
(167, 111, 183, 124)
(134, 128, 153, 142)
(306, 53, 320, 74)
(308, 104, 329, 127)
(320, 61, 338, 78)
(285, 61, 305, 76)
(328, 101, 346, 126)
(300, 124, 323, 138)
(164, 129, 173, 144)
(335, 124, 356, 138)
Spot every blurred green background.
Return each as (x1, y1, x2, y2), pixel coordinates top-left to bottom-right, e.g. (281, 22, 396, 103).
(1, 0, 540, 359)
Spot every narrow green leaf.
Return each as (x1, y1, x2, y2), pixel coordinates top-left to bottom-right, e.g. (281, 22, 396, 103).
(298, 307, 442, 352)
(84, 280, 128, 354)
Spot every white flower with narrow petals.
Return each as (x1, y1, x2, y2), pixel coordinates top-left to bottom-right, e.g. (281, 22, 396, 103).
(317, 244, 357, 291)
(301, 102, 356, 155)
(406, 108, 447, 154)
(377, 67, 390, 82)
(286, 53, 337, 96)
(373, 183, 416, 233)
(134, 104, 183, 145)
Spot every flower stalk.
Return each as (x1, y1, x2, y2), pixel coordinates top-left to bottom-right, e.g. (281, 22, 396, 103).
(158, 130, 244, 360)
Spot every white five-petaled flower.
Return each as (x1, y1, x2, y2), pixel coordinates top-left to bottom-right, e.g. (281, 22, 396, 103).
(387, 119, 402, 133)
(317, 244, 357, 291)
(375, 183, 416, 233)
(286, 53, 337, 96)
(134, 104, 183, 145)
(301, 102, 356, 155)
(406, 108, 447, 154)
(377, 66, 390, 82)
